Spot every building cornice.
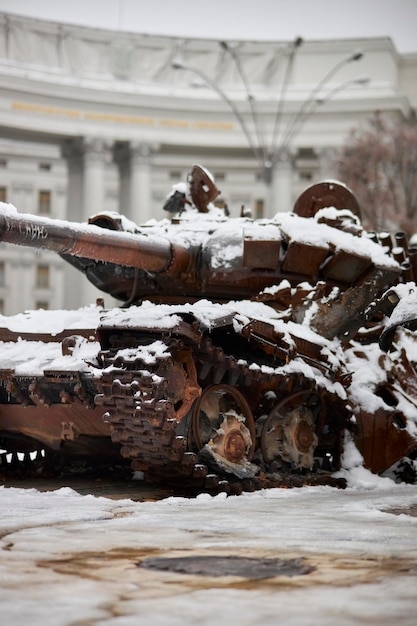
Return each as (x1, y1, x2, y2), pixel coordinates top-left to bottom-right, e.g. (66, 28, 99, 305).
(0, 11, 415, 151)
(0, 11, 405, 93)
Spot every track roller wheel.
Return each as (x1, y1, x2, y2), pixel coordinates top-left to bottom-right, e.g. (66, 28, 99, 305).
(261, 390, 324, 471)
(191, 384, 257, 479)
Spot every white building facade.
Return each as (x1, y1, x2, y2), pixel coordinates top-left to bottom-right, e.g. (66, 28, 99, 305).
(0, 12, 416, 313)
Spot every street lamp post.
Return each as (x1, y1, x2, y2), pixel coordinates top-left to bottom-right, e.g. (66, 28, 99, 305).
(172, 43, 365, 214)
(280, 75, 370, 155)
(172, 57, 266, 177)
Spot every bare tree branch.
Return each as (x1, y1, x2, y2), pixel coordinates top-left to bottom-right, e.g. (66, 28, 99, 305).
(337, 113, 417, 236)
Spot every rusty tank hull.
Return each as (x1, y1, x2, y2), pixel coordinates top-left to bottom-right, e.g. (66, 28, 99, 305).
(0, 167, 417, 492)
(0, 299, 350, 491)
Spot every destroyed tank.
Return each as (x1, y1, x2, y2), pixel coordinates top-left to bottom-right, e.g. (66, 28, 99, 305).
(0, 164, 417, 493)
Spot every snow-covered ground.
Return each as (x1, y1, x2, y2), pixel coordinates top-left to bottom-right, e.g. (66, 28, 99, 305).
(1, 467, 417, 626)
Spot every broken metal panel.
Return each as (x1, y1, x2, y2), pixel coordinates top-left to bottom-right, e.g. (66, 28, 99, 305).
(243, 239, 281, 270)
(0, 404, 110, 450)
(320, 250, 373, 284)
(281, 241, 329, 276)
(355, 406, 417, 475)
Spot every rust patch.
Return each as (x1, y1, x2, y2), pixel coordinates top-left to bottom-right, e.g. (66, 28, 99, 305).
(38, 547, 417, 595)
(383, 505, 417, 517)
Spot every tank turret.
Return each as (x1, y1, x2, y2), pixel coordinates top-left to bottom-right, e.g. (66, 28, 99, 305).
(0, 167, 401, 324)
(0, 166, 416, 493)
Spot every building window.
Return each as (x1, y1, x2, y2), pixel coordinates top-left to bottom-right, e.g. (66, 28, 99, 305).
(255, 199, 264, 219)
(0, 262, 5, 287)
(35, 301, 49, 310)
(213, 172, 225, 182)
(169, 170, 182, 180)
(39, 162, 51, 171)
(0, 300, 4, 315)
(0, 187, 7, 202)
(38, 190, 51, 215)
(0, 159, 6, 169)
(299, 171, 313, 182)
(296, 147, 317, 160)
(36, 265, 49, 289)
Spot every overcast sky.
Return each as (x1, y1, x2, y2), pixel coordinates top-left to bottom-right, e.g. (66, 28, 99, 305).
(0, 0, 416, 53)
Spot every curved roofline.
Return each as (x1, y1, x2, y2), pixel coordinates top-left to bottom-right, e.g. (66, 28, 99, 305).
(0, 10, 399, 52)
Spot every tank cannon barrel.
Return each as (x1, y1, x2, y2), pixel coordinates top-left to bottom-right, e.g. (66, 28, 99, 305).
(0, 178, 403, 309)
(0, 209, 176, 274)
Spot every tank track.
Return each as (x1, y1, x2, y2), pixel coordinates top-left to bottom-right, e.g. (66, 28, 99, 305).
(95, 337, 347, 495)
(96, 339, 207, 483)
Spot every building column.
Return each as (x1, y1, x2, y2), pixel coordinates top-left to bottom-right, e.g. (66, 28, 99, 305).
(267, 153, 293, 217)
(63, 136, 113, 221)
(113, 141, 158, 223)
(82, 137, 112, 219)
(9, 257, 33, 315)
(61, 138, 84, 221)
(113, 142, 130, 217)
(129, 142, 158, 224)
(61, 137, 113, 308)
